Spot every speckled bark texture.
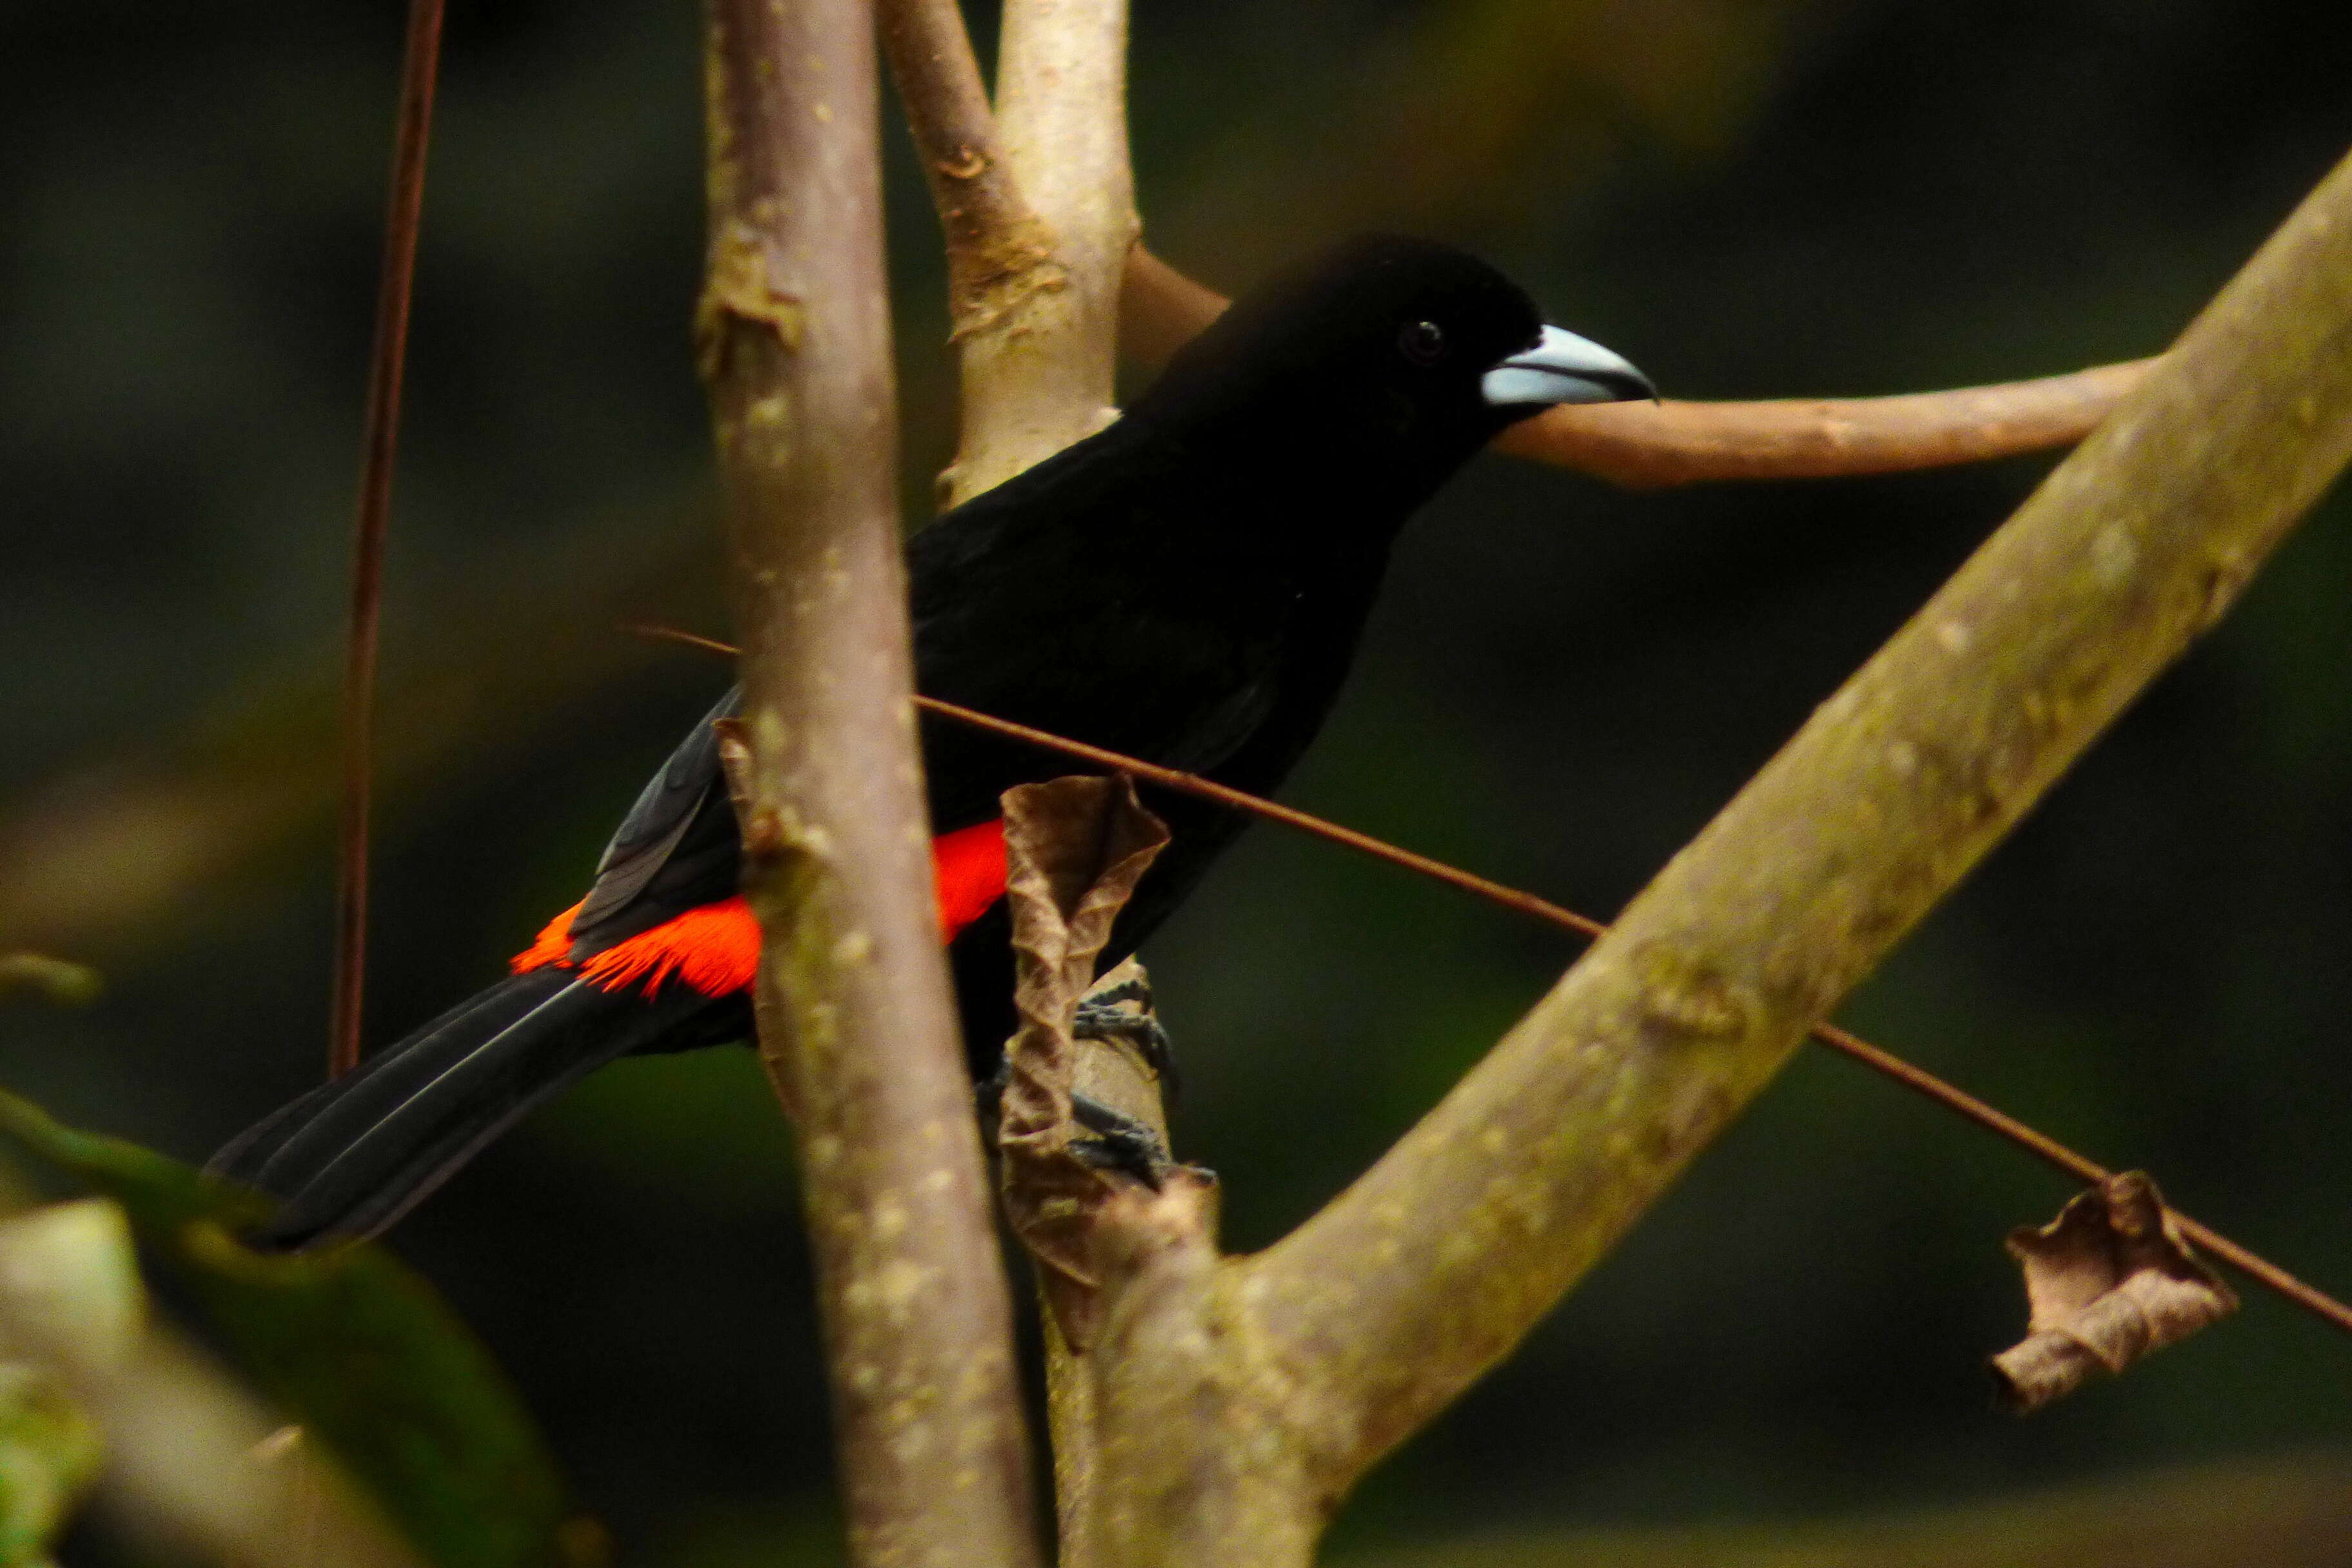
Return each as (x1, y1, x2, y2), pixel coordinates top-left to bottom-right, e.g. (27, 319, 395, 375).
(816, 0, 2352, 1555)
(698, 3, 1041, 1564)
(1235, 141, 2352, 1506)
(1026, 141, 2352, 1567)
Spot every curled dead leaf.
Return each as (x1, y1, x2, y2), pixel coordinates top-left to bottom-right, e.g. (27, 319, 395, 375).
(997, 777, 1171, 1348)
(1991, 1171, 2237, 1414)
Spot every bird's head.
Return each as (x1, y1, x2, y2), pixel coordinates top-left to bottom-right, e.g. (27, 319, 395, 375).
(1139, 235, 1652, 487)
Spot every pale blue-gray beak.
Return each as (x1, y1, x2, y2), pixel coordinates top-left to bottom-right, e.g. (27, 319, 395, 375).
(1481, 324, 1655, 407)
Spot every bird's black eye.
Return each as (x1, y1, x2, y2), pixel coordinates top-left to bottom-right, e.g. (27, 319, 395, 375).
(1396, 320, 1446, 366)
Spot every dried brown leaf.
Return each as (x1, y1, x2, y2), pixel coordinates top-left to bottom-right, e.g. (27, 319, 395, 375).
(1991, 1171, 2238, 1414)
(997, 776, 1170, 1346)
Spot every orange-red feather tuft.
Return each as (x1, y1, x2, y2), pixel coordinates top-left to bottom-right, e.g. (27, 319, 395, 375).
(932, 818, 1008, 941)
(507, 818, 1012, 999)
(580, 897, 763, 997)
(510, 899, 583, 974)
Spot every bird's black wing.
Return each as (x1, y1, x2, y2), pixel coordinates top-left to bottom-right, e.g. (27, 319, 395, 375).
(563, 410, 1309, 952)
(563, 689, 746, 952)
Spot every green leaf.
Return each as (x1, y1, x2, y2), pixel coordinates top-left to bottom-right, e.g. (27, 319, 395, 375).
(0, 1362, 101, 1566)
(0, 1088, 589, 1568)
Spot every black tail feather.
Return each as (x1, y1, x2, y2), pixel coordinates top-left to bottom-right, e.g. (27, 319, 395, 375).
(210, 968, 572, 1188)
(213, 969, 716, 1251)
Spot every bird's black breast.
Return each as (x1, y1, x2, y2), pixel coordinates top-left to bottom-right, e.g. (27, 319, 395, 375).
(907, 424, 1322, 830)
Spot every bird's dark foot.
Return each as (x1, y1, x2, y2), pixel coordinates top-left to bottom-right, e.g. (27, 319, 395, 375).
(1069, 1092, 1171, 1188)
(974, 1067, 1007, 1146)
(1072, 977, 1179, 1098)
(972, 1073, 1171, 1186)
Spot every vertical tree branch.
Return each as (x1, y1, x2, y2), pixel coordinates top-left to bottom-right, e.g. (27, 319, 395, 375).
(881, 5, 1158, 1549)
(986, 0, 1137, 451)
(330, 0, 446, 1079)
(878, 0, 1063, 382)
(879, 0, 1137, 505)
(698, 2, 1042, 1563)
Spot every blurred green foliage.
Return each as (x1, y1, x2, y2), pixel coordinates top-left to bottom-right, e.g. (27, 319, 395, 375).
(2, 0, 2349, 1562)
(0, 1092, 576, 1568)
(0, 1362, 101, 1567)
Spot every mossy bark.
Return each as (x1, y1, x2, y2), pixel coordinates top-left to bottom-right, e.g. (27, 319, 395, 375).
(700, 3, 1043, 1563)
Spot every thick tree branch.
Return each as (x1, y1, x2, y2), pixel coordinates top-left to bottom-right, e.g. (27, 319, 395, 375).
(991, 0, 1136, 431)
(1120, 246, 2159, 488)
(698, 2, 1041, 1563)
(878, 0, 1065, 475)
(879, 0, 1136, 505)
(1248, 141, 2352, 1500)
(633, 622, 2352, 1342)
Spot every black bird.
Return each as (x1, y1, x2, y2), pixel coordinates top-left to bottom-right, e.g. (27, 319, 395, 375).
(214, 235, 1652, 1248)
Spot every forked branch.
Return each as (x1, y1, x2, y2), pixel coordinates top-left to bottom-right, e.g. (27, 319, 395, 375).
(881, 0, 1137, 505)
(877, 6, 2352, 1562)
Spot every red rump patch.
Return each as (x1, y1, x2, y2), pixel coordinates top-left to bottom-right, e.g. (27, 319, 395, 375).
(580, 897, 763, 996)
(930, 818, 1009, 941)
(510, 818, 1010, 997)
(510, 900, 583, 974)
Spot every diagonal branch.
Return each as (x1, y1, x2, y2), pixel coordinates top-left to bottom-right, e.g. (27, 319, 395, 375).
(698, 1, 1041, 1563)
(1248, 139, 2352, 1502)
(626, 620, 2352, 1342)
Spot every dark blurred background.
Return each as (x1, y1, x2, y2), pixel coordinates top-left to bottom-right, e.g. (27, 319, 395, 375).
(4, 0, 2348, 1560)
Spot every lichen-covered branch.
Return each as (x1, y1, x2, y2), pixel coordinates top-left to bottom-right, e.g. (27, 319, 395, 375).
(698, 1, 1041, 1563)
(1247, 140, 2352, 1501)
(1117, 248, 2158, 489)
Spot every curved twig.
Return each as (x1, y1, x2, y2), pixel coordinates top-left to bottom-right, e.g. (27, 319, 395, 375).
(1119, 244, 2158, 489)
(1493, 358, 2161, 488)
